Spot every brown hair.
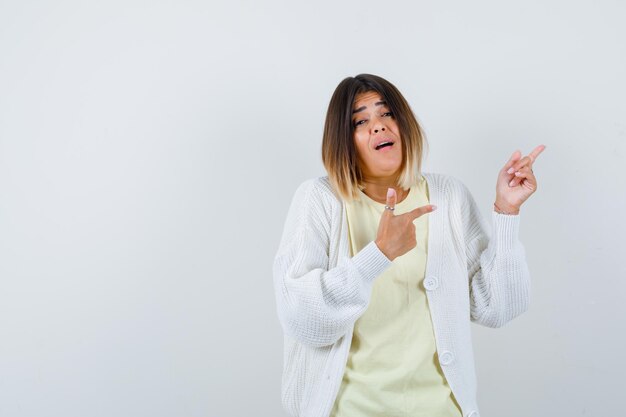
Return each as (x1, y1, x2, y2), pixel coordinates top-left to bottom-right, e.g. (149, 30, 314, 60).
(321, 73, 428, 201)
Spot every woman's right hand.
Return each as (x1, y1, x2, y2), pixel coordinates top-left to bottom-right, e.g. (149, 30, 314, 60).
(374, 188, 437, 261)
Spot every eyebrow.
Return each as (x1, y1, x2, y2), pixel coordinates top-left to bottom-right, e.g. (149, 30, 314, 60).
(352, 100, 387, 114)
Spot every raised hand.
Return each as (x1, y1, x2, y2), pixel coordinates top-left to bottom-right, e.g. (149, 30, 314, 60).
(374, 188, 437, 261)
(495, 145, 546, 214)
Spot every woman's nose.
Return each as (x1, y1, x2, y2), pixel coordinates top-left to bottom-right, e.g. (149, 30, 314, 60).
(374, 127, 385, 133)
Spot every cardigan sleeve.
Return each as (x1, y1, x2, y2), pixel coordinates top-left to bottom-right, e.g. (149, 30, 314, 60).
(272, 179, 392, 347)
(457, 180, 531, 328)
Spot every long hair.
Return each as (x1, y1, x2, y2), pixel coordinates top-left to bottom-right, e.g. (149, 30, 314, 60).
(321, 73, 428, 201)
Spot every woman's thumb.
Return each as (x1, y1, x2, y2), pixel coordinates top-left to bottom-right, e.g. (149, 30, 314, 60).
(385, 188, 396, 215)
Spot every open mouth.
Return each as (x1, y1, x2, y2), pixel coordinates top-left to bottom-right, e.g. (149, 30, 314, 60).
(375, 141, 394, 150)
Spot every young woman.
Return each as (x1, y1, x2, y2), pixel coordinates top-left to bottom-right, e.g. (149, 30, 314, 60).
(273, 73, 544, 417)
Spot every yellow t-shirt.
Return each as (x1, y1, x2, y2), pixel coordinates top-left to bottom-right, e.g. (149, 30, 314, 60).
(329, 176, 462, 417)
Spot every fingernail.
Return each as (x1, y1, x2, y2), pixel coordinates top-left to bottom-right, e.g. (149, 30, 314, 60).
(387, 188, 394, 198)
(509, 180, 515, 186)
(431, 205, 437, 210)
(507, 167, 515, 174)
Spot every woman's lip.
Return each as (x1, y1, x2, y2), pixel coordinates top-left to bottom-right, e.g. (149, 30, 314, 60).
(374, 139, 394, 150)
(375, 143, 394, 151)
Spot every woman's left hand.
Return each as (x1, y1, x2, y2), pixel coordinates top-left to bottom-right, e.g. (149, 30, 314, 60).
(494, 145, 546, 214)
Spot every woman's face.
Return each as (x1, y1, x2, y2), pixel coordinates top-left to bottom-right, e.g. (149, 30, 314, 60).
(352, 91, 403, 180)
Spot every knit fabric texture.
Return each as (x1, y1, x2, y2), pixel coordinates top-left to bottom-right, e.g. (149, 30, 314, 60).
(273, 172, 531, 417)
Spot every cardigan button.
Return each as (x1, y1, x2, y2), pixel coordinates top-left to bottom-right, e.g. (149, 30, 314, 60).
(424, 276, 439, 291)
(439, 351, 454, 365)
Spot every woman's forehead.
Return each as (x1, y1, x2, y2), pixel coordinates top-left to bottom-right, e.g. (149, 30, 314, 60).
(352, 91, 387, 114)
(353, 91, 383, 105)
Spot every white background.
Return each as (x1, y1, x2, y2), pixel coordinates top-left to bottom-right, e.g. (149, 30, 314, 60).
(1, 1, 624, 416)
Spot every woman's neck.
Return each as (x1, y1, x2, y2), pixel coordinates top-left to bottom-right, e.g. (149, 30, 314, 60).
(360, 177, 409, 204)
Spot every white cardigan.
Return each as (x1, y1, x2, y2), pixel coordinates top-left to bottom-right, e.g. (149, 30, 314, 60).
(272, 172, 531, 417)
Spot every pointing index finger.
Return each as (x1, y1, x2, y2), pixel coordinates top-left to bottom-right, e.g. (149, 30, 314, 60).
(528, 144, 546, 163)
(407, 204, 437, 220)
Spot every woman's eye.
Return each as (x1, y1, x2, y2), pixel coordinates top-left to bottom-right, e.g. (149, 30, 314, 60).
(354, 112, 392, 127)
